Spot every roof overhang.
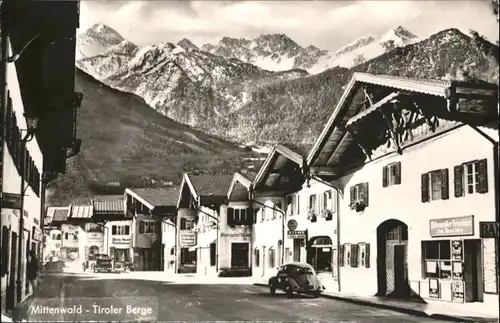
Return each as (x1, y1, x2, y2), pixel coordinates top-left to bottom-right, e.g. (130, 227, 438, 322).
(307, 72, 499, 173)
(227, 172, 252, 200)
(3, 0, 81, 175)
(125, 188, 155, 210)
(176, 173, 199, 209)
(253, 144, 306, 192)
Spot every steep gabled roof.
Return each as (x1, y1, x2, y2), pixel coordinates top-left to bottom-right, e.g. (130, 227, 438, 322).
(177, 173, 234, 208)
(126, 187, 180, 210)
(227, 172, 253, 201)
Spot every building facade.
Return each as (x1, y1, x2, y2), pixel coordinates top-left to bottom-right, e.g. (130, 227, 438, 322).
(306, 73, 499, 310)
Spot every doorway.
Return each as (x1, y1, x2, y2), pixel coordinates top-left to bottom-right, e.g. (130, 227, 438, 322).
(231, 242, 249, 267)
(464, 239, 482, 302)
(377, 219, 409, 297)
(7, 232, 18, 309)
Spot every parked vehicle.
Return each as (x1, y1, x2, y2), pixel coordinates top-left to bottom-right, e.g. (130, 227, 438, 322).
(83, 254, 113, 273)
(268, 262, 325, 298)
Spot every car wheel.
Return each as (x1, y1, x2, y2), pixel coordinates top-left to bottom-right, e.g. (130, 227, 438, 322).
(286, 286, 294, 298)
(269, 285, 276, 295)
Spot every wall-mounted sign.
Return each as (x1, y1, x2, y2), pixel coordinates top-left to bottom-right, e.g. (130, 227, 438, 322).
(480, 221, 500, 238)
(451, 240, 463, 261)
(452, 261, 463, 280)
(287, 230, 307, 239)
(429, 216, 474, 237)
(287, 219, 298, 231)
(87, 232, 104, 244)
(2, 193, 22, 209)
(112, 237, 132, 244)
(180, 230, 197, 247)
(32, 228, 43, 241)
(220, 232, 251, 238)
(428, 278, 439, 298)
(451, 280, 464, 303)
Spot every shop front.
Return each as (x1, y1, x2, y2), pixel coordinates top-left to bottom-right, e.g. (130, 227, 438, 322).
(108, 221, 133, 272)
(84, 224, 105, 259)
(218, 227, 252, 276)
(178, 228, 197, 273)
(191, 227, 217, 276)
(133, 215, 162, 271)
(409, 215, 497, 305)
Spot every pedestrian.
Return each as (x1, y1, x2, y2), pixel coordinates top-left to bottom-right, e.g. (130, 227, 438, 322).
(27, 250, 39, 294)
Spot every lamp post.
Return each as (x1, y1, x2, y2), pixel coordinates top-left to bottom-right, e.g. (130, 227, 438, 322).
(249, 187, 286, 266)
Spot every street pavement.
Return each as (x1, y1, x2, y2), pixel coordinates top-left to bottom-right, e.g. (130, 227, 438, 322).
(12, 272, 455, 322)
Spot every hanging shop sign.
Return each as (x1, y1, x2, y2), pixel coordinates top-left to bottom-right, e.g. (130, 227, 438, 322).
(2, 193, 22, 209)
(180, 230, 197, 247)
(428, 278, 439, 299)
(32, 228, 43, 241)
(451, 240, 463, 261)
(429, 216, 474, 237)
(451, 280, 464, 303)
(287, 230, 307, 239)
(480, 221, 500, 238)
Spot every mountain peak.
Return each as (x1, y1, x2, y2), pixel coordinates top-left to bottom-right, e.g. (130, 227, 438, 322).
(391, 25, 418, 39)
(177, 38, 199, 51)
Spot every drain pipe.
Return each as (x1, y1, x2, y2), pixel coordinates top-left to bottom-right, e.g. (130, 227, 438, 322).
(307, 173, 343, 293)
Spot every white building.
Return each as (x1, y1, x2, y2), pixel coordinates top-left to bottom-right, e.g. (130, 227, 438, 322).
(306, 73, 499, 311)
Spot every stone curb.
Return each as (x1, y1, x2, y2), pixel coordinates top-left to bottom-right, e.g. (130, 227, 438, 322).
(253, 283, 491, 323)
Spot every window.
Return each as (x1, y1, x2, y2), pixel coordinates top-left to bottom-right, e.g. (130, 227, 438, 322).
(383, 162, 401, 187)
(56, 234, 61, 240)
(323, 191, 331, 209)
(112, 225, 130, 235)
(349, 183, 369, 208)
(286, 195, 294, 216)
(268, 248, 275, 268)
(254, 249, 260, 267)
(227, 208, 251, 226)
(421, 169, 449, 202)
(422, 240, 452, 279)
(454, 159, 488, 197)
(308, 194, 317, 214)
(180, 218, 194, 230)
(345, 244, 351, 267)
(64, 233, 69, 240)
(1, 226, 9, 276)
(231, 243, 249, 267)
(180, 248, 196, 264)
(272, 202, 282, 219)
(139, 221, 156, 234)
(73, 233, 78, 241)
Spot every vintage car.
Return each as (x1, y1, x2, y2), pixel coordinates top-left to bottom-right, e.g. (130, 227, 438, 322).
(83, 254, 113, 273)
(268, 262, 325, 298)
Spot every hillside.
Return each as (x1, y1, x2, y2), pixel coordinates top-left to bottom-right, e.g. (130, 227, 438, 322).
(212, 29, 499, 145)
(46, 68, 261, 205)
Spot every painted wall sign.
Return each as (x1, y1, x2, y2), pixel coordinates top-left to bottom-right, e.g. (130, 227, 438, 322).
(220, 232, 251, 238)
(429, 215, 474, 237)
(287, 219, 298, 231)
(2, 193, 22, 209)
(87, 232, 104, 244)
(112, 237, 132, 244)
(287, 230, 307, 239)
(479, 221, 500, 238)
(180, 230, 197, 247)
(451, 240, 463, 261)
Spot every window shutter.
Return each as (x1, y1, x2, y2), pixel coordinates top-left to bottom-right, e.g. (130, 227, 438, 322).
(139, 221, 145, 234)
(361, 183, 369, 206)
(339, 244, 345, 267)
(395, 162, 402, 185)
(382, 166, 388, 187)
(350, 186, 355, 205)
(441, 168, 449, 200)
(227, 208, 234, 226)
(365, 243, 370, 268)
(477, 159, 488, 193)
(421, 173, 429, 203)
(454, 165, 464, 197)
(351, 244, 358, 268)
(112, 226, 116, 235)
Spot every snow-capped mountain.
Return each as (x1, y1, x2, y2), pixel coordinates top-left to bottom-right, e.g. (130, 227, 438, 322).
(76, 24, 307, 130)
(201, 26, 419, 73)
(76, 23, 125, 59)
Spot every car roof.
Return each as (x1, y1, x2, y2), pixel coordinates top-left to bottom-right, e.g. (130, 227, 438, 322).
(283, 262, 313, 268)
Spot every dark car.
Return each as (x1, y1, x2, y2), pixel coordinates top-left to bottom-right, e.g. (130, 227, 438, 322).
(268, 262, 325, 298)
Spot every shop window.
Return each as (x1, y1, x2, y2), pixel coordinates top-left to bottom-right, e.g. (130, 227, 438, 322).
(421, 169, 449, 202)
(382, 162, 402, 187)
(231, 243, 249, 267)
(422, 240, 452, 279)
(349, 183, 369, 209)
(254, 249, 260, 267)
(139, 221, 156, 234)
(112, 225, 130, 235)
(268, 248, 275, 268)
(210, 243, 216, 267)
(454, 159, 488, 197)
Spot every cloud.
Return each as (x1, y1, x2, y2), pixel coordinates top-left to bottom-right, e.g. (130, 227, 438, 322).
(79, 0, 499, 50)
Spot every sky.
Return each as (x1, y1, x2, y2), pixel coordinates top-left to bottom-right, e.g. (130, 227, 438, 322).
(80, 0, 499, 51)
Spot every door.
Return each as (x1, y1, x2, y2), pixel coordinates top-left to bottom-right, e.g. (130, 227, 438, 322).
(393, 244, 407, 296)
(8, 233, 17, 309)
(464, 239, 480, 302)
(231, 243, 249, 267)
(293, 239, 301, 262)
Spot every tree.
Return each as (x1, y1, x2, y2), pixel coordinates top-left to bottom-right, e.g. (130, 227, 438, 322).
(353, 54, 366, 66)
